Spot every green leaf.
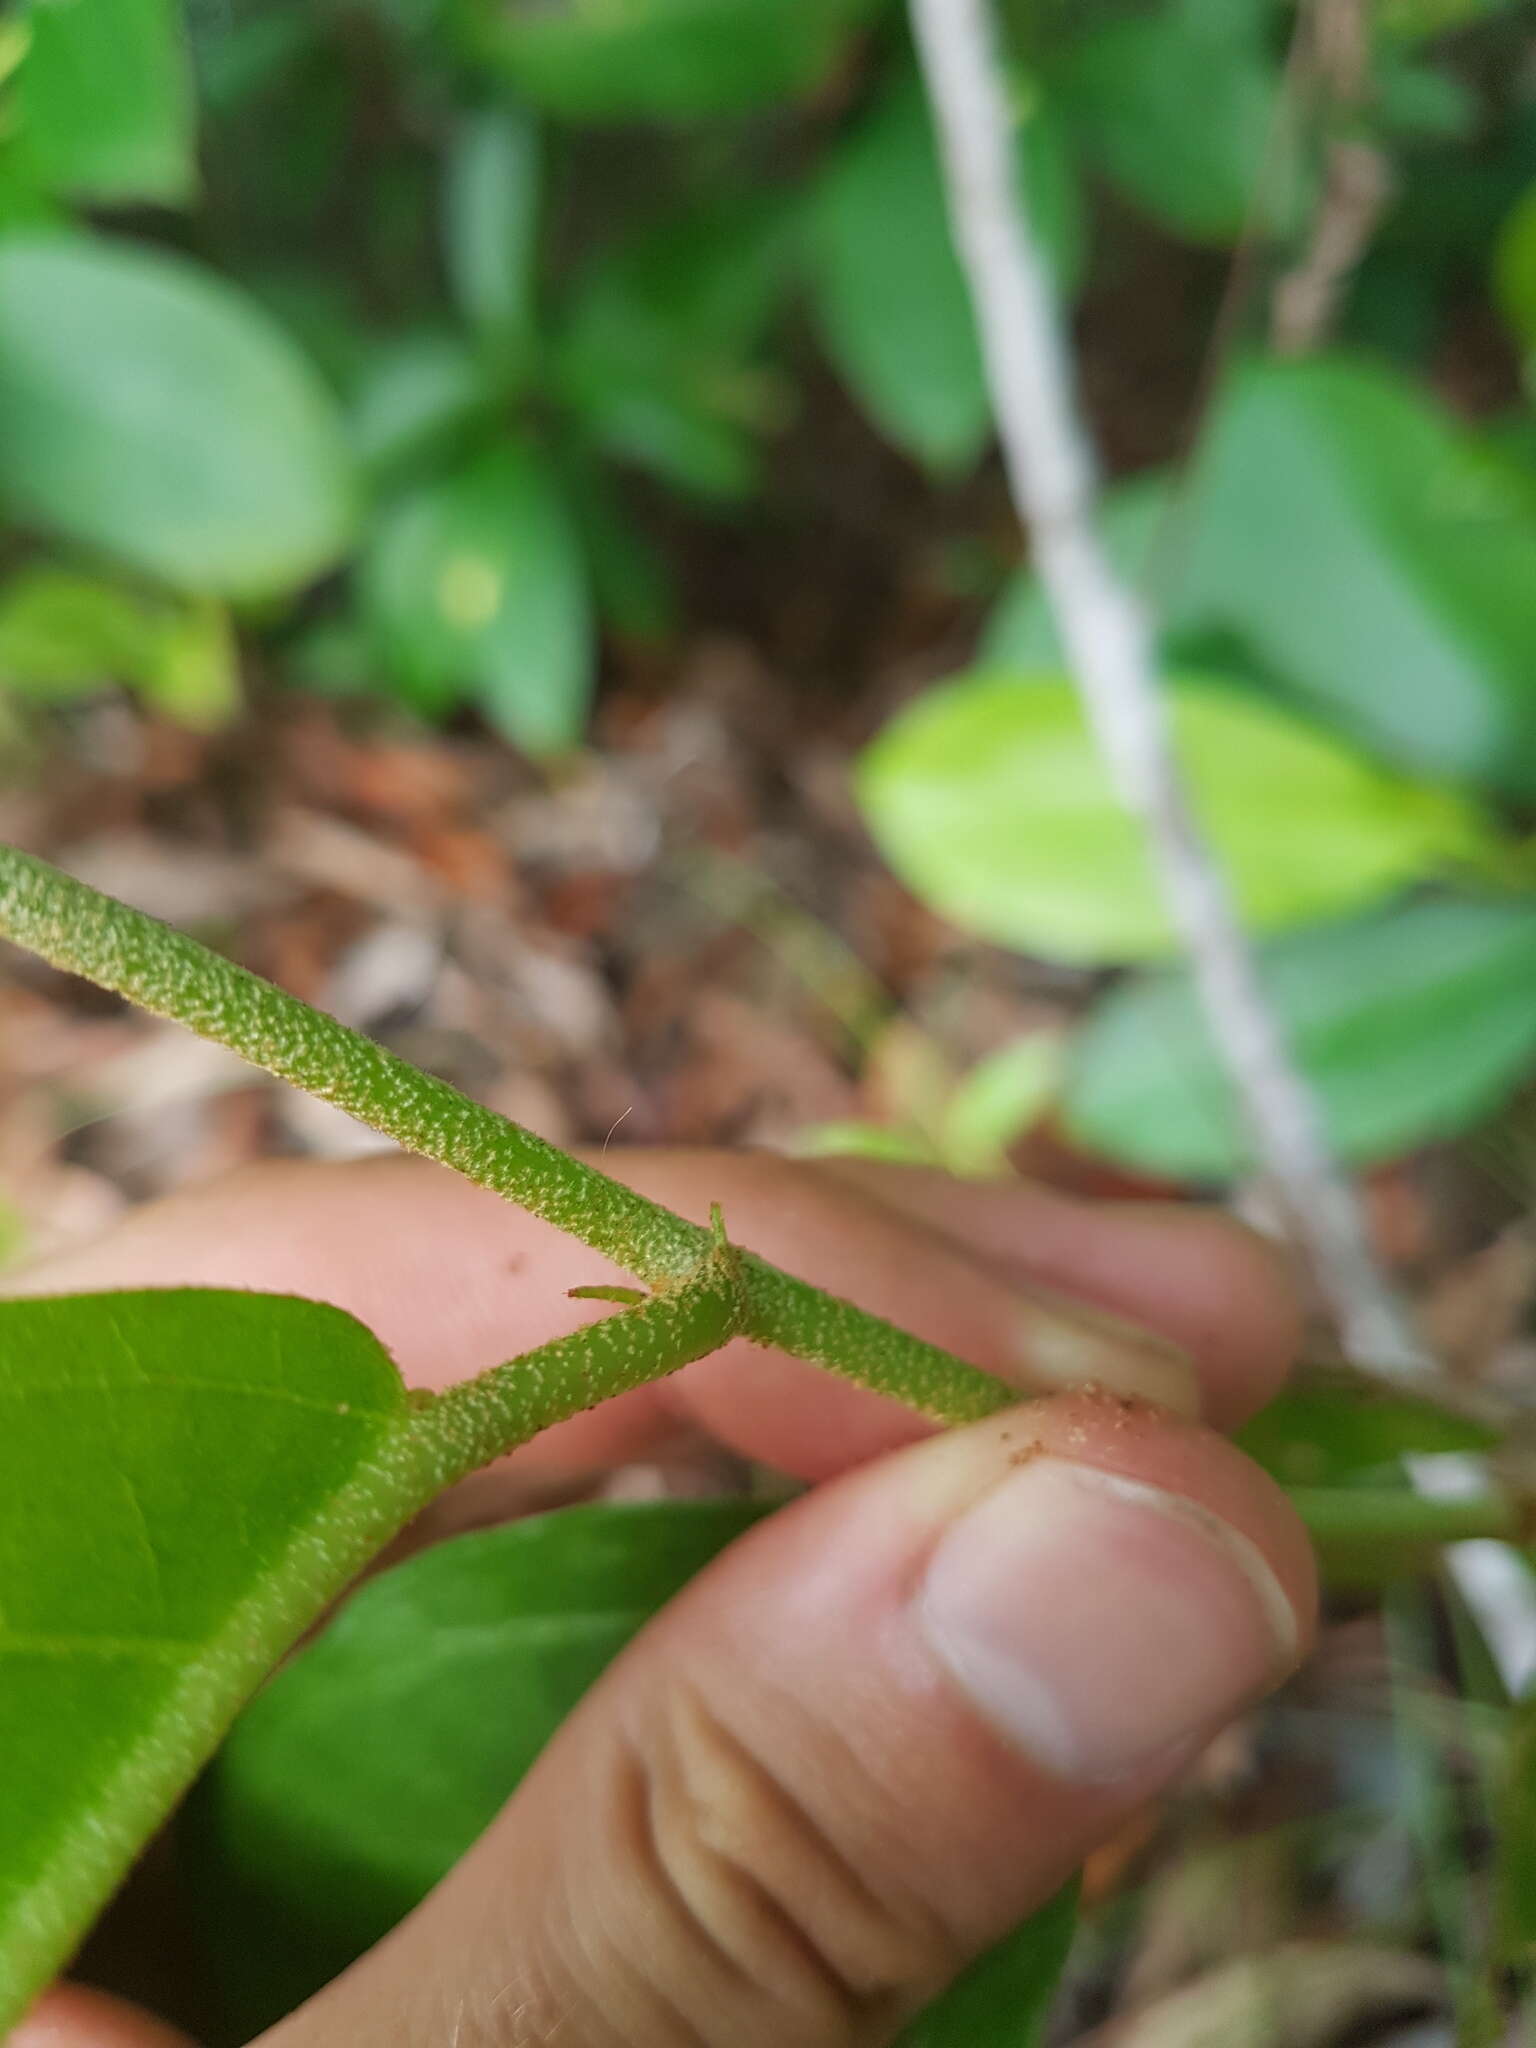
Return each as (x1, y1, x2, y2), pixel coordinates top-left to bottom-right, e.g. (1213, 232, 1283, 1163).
(454, 0, 879, 119)
(808, 68, 1081, 472)
(0, 233, 358, 600)
(794, 1119, 942, 1167)
(940, 1035, 1062, 1178)
(188, 1500, 770, 2032)
(556, 196, 794, 500)
(141, 600, 241, 730)
(857, 671, 1492, 963)
(0, 1288, 420, 2032)
(348, 329, 496, 483)
(1237, 1374, 1499, 1489)
(443, 106, 541, 356)
(1177, 357, 1536, 800)
(1064, 896, 1536, 1179)
(895, 1885, 1077, 2047)
(13, 0, 196, 205)
(0, 568, 240, 728)
(1052, 5, 1294, 242)
(0, 567, 161, 700)
(361, 440, 593, 753)
(1494, 181, 1536, 353)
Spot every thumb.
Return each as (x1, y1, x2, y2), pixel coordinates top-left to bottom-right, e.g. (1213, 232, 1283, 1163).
(262, 1393, 1314, 2048)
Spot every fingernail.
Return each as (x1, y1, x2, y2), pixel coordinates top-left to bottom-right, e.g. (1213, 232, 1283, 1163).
(1013, 1293, 1200, 1417)
(921, 1458, 1299, 1783)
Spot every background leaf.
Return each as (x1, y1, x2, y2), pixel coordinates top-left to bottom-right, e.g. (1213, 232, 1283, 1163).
(894, 1885, 1077, 2048)
(856, 671, 1492, 962)
(1063, 896, 1536, 1179)
(808, 68, 1080, 472)
(361, 439, 592, 752)
(12, 0, 196, 205)
(1051, 1, 1292, 242)
(940, 1035, 1062, 1178)
(0, 567, 239, 726)
(1237, 1375, 1499, 1489)
(189, 1500, 770, 2033)
(0, 233, 358, 599)
(556, 197, 793, 500)
(454, 0, 880, 120)
(0, 1288, 416, 2031)
(443, 106, 541, 358)
(1176, 356, 1536, 798)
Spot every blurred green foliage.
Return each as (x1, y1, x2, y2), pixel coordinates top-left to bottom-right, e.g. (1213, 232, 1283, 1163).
(3, 0, 1536, 1179)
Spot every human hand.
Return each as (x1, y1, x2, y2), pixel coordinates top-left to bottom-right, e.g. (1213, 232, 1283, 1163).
(11, 1150, 1314, 2047)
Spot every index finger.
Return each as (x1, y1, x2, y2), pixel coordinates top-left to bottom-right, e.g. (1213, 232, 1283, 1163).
(4, 1151, 1298, 1482)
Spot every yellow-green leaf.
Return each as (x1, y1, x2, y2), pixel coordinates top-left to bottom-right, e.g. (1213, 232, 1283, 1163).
(857, 672, 1492, 963)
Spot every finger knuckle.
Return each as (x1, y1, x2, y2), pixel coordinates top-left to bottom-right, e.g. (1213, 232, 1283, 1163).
(619, 1680, 961, 2045)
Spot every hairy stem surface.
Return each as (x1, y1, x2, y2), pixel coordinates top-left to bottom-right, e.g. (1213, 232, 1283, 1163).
(0, 844, 1011, 1426)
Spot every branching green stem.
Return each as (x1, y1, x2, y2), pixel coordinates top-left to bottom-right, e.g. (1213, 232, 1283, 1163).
(0, 845, 1011, 1426)
(409, 1222, 751, 1489)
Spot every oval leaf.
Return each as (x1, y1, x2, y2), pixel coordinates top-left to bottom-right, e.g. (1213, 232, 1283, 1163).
(1179, 356, 1536, 799)
(361, 440, 592, 753)
(808, 69, 1081, 472)
(0, 232, 357, 598)
(456, 0, 878, 119)
(857, 671, 1491, 963)
(189, 1500, 769, 2030)
(1063, 896, 1536, 1179)
(13, 0, 196, 205)
(0, 1289, 415, 2030)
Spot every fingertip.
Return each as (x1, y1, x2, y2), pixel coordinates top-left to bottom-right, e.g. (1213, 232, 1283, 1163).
(8, 1987, 197, 2047)
(813, 1163, 1303, 1430)
(1011, 1387, 1319, 1648)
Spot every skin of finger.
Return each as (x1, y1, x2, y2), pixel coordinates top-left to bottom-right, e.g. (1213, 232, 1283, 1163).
(813, 1159, 1301, 1429)
(3, 1152, 1291, 1482)
(259, 1393, 1315, 2048)
(6, 1986, 196, 2047)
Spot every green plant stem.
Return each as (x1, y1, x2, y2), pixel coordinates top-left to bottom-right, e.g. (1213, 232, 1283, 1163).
(410, 1228, 751, 1488)
(0, 844, 1011, 1425)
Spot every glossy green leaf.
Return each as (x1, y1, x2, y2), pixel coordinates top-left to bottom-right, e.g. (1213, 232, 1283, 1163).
(443, 107, 541, 355)
(0, 1289, 420, 2032)
(858, 671, 1491, 963)
(1065, 897, 1536, 1180)
(361, 440, 593, 752)
(0, 233, 358, 599)
(189, 1500, 770, 2031)
(808, 69, 1081, 472)
(1052, 4, 1294, 242)
(1237, 1373, 1499, 1489)
(13, 0, 195, 204)
(454, 0, 878, 119)
(895, 1885, 1077, 2048)
(1179, 357, 1536, 799)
